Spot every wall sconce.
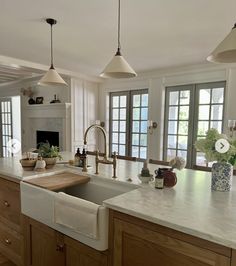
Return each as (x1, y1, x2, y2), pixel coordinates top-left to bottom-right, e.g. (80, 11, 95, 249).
(95, 120, 105, 128)
(228, 120, 236, 137)
(147, 120, 157, 134)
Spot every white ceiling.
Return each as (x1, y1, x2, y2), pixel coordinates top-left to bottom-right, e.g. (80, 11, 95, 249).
(0, 0, 236, 78)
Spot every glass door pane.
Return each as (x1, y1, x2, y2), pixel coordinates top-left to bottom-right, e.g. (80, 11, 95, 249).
(131, 90, 148, 159)
(110, 92, 128, 156)
(164, 86, 193, 165)
(0, 98, 13, 157)
(194, 82, 225, 167)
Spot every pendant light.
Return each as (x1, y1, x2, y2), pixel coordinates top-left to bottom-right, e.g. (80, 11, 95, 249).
(207, 23, 236, 63)
(100, 0, 137, 79)
(38, 18, 67, 86)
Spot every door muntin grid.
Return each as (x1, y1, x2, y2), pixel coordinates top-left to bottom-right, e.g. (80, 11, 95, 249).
(164, 86, 193, 166)
(109, 89, 149, 159)
(164, 82, 225, 168)
(0, 98, 13, 157)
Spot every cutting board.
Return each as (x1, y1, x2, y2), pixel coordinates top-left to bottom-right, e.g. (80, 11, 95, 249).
(24, 172, 90, 191)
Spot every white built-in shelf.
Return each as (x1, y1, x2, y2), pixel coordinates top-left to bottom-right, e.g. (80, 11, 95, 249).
(25, 103, 71, 109)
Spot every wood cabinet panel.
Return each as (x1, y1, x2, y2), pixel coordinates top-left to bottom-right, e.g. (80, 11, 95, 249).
(25, 218, 65, 266)
(231, 250, 236, 266)
(0, 178, 21, 230)
(0, 221, 22, 265)
(111, 211, 231, 266)
(65, 236, 108, 266)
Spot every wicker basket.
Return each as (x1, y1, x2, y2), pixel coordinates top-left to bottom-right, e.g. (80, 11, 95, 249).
(43, 157, 57, 169)
(20, 159, 37, 171)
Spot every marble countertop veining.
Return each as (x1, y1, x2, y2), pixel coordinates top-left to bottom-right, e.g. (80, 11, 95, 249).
(1, 152, 236, 249)
(104, 169, 236, 249)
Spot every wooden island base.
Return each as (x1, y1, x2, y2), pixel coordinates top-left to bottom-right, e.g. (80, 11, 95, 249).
(109, 210, 234, 266)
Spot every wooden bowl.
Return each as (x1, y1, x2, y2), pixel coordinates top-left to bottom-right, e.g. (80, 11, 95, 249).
(20, 159, 37, 171)
(43, 157, 57, 169)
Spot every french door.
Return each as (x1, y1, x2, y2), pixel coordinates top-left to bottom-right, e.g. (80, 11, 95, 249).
(0, 98, 13, 157)
(109, 89, 149, 159)
(164, 81, 225, 168)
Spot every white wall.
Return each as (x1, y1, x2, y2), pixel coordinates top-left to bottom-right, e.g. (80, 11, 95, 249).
(98, 63, 234, 160)
(71, 78, 99, 153)
(11, 96, 21, 143)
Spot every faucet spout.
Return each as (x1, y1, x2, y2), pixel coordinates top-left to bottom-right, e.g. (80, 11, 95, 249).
(83, 124, 117, 178)
(83, 124, 108, 159)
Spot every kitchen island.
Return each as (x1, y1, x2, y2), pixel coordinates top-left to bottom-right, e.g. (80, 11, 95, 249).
(0, 153, 235, 265)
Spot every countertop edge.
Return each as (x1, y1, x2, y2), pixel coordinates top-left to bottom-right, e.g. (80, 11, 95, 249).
(103, 201, 236, 250)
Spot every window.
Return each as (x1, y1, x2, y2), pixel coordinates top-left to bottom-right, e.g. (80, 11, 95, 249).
(164, 81, 225, 168)
(0, 98, 13, 157)
(109, 89, 148, 159)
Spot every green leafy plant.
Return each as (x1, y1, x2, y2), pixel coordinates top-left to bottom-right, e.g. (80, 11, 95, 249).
(37, 142, 62, 159)
(195, 128, 236, 165)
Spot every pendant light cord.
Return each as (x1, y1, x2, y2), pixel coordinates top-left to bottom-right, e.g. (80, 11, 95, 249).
(116, 0, 122, 55)
(50, 23, 54, 69)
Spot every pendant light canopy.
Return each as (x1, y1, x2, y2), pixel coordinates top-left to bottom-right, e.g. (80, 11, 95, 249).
(207, 23, 236, 63)
(100, 0, 137, 79)
(38, 18, 67, 86)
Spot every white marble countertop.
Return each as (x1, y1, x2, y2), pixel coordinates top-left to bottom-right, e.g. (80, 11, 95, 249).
(104, 169, 236, 249)
(1, 152, 236, 249)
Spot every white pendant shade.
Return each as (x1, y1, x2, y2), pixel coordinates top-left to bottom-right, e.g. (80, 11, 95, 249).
(100, 54, 137, 78)
(38, 68, 68, 86)
(207, 24, 236, 63)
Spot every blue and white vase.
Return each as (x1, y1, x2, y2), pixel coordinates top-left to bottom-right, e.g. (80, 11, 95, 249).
(211, 162, 233, 192)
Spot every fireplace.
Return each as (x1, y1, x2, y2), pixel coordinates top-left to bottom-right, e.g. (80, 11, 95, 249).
(36, 130, 59, 148)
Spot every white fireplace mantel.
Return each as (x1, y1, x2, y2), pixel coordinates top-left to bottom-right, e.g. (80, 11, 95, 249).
(24, 103, 71, 118)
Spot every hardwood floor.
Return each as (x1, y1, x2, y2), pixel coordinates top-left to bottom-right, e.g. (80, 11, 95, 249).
(0, 253, 16, 266)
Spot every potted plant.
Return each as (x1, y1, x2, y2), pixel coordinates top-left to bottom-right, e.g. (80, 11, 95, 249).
(195, 128, 236, 191)
(37, 142, 62, 169)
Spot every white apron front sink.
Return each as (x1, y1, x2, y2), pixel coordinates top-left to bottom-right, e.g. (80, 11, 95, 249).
(21, 174, 137, 251)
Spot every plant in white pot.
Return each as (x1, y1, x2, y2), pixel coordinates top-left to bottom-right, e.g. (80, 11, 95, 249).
(37, 142, 62, 169)
(195, 128, 236, 191)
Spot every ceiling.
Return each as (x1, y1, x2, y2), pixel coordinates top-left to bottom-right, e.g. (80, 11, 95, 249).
(0, 64, 43, 84)
(0, 0, 236, 78)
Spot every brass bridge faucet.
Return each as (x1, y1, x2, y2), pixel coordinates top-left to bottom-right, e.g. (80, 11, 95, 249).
(83, 124, 117, 178)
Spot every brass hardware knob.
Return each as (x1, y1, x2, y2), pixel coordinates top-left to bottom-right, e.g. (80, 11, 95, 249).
(4, 201, 10, 207)
(4, 239, 11, 245)
(56, 244, 64, 252)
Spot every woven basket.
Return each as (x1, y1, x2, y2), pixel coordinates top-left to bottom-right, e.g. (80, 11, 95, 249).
(20, 159, 37, 171)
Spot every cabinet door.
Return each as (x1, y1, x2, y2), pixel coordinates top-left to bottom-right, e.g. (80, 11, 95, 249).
(65, 236, 107, 266)
(25, 218, 65, 266)
(112, 218, 230, 266)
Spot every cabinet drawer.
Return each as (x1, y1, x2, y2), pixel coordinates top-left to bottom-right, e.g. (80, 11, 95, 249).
(0, 178, 21, 228)
(0, 221, 23, 266)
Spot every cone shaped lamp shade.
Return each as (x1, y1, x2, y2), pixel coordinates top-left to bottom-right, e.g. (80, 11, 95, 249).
(207, 24, 236, 63)
(38, 18, 67, 86)
(100, 0, 137, 79)
(38, 67, 67, 86)
(100, 52, 137, 78)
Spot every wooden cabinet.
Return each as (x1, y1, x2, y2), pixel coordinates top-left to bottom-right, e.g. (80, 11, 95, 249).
(109, 210, 231, 266)
(0, 176, 24, 266)
(25, 218, 65, 266)
(65, 236, 108, 266)
(25, 217, 108, 266)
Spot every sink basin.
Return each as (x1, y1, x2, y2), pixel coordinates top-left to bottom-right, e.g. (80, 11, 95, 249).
(58, 177, 136, 204)
(21, 174, 138, 250)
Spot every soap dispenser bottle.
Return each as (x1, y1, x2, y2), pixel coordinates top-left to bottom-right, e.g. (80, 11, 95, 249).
(74, 148, 81, 167)
(155, 168, 164, 189)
